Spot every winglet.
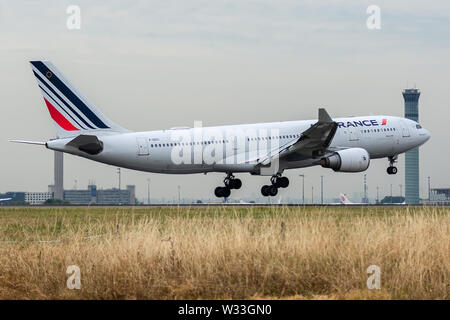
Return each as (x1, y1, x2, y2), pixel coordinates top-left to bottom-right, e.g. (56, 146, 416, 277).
(318, 108, 333, 123)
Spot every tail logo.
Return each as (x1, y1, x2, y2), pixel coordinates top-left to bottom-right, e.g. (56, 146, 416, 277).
(30, 61, 110, 131)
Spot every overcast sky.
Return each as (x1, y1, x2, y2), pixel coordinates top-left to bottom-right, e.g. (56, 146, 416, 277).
(1, 0, 449, 202)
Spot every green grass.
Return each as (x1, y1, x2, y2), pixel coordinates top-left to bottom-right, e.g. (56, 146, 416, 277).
(0, 205, 445, 242)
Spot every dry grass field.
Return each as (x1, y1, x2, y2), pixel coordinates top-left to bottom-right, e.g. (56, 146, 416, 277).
(0, 205, 448, 299)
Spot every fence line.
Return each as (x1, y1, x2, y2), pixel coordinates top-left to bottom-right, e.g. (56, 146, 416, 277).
(0, 233, 109, 244)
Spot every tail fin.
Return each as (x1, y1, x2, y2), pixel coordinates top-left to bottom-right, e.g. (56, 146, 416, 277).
(340, 193, 353, 205)
(30, 61, 128, 138)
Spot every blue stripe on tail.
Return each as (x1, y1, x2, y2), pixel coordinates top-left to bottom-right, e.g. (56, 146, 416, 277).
(31, 61, 109, 129)
(33, 71, 93, 129)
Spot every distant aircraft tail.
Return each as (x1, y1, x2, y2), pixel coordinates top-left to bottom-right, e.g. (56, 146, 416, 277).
(30, 61, 128, 138)
(340, 193, 353, 205)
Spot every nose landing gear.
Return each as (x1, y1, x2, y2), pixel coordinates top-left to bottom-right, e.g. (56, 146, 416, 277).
(387, 155, 398, 175)
(261, 175, 289, 197)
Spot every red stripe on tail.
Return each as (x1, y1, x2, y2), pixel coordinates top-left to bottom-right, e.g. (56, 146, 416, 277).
(43, 98, 79, 131)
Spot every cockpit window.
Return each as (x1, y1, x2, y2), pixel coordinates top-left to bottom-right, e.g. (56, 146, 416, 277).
(416, 124, 422, 129)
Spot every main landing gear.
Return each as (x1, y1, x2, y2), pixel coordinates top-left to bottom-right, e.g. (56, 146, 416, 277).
(214, 173, 242, 198)
(387, 155, 398, 175)
(261, 175, 289, 197)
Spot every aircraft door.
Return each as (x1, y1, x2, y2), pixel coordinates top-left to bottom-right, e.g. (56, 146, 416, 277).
(137, 137, 149, 156)
(402, 126, 410, 138)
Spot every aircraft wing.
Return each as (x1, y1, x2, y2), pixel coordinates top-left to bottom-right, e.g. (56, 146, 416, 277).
(257, 108, 338, 166)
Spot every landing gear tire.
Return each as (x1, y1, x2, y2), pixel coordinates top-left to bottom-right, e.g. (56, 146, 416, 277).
(231, 178, 242, 189)
(216, 174, 240, 198)
(222, 187, 231, 197)
(387, 166, 398, 175)
(261, 185, 270, 197)
(262, 175, 288, 197)
(224, 176, 242, 189)
(269, 185, 278, 196)
(270, 176, 289, 188)
(277, 177, 289, 188)
(215, 187, 231, 198)
(261, 185, 279, 196)
(214, 187, 222, 198)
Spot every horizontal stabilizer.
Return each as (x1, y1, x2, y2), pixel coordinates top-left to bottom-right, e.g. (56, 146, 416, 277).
(9, 140, 46, 145)
(66, 134, 103, 155)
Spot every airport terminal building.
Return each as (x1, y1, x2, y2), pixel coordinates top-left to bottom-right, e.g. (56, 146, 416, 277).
(1, 185, 136, 205)
(428, 188, 450, 205)
(63, 185, 136, 205)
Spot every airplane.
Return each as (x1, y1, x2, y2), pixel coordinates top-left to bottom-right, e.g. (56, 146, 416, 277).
(0, 198, 12, 202)
(339, 193, 366, 205)
(339, 194, 407, 205)
(11, 61, 431, 198)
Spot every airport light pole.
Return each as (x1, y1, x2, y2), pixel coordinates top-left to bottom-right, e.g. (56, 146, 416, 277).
(376, 186, 379, 204)
(178, 185, 181, 205)
(311, 186, 314, 205)
(320, 175, 323, 205)
(299, 174, 305, 205)
(428, 176, 431, 201)
(147, 178, 151, 205)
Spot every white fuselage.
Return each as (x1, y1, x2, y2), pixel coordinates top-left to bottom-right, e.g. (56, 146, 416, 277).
(46, 115, 430, 175)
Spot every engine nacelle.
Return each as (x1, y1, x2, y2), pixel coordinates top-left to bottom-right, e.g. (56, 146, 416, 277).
(320, 148, 370, 172)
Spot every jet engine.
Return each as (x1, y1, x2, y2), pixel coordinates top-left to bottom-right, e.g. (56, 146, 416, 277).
(320, 148, 370, 172)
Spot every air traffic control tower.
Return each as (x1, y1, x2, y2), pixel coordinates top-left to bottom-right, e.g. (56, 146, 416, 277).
(402, 88, 420, 204)
(53, 151, 64, 200)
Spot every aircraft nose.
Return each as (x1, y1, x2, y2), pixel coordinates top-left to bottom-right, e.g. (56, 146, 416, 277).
(422, 128, 431, 143)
